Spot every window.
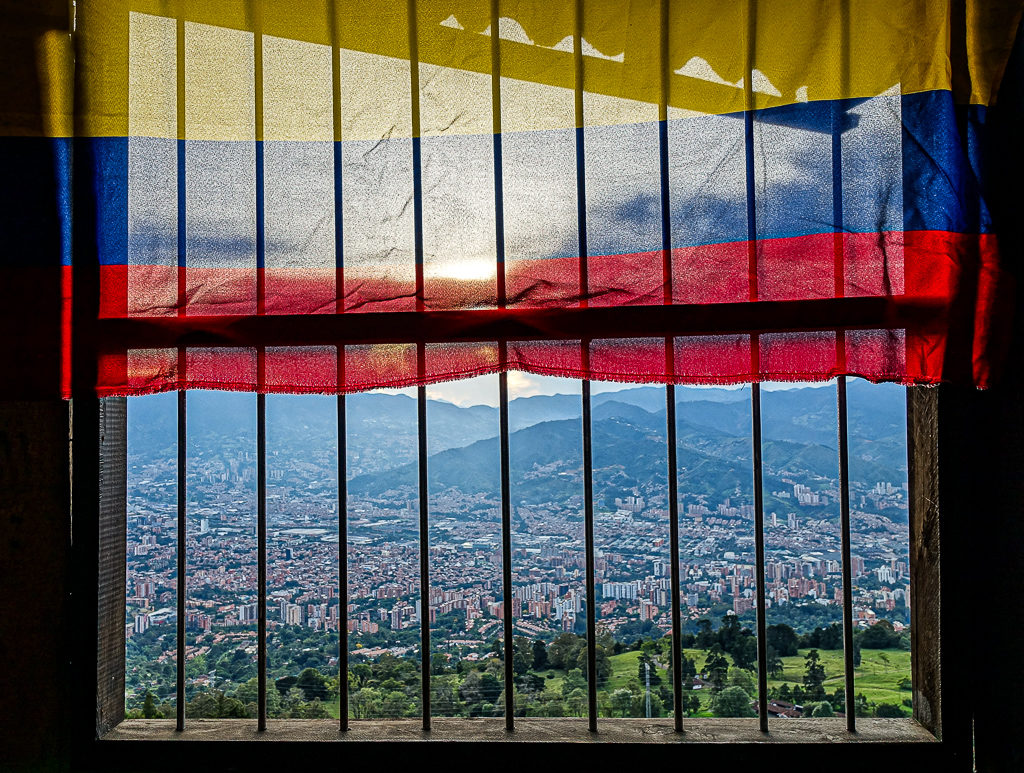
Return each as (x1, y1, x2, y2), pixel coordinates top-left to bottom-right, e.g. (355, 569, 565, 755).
(119, 379, 920, 732)
(65, 0, 1016, 768)
(83, 378, 952, 766)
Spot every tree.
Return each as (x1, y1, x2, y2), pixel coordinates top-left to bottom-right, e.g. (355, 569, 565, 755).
(349, 663, 372, 688)
(290, 700, 330, 719)
(767, 623, 800, 656)
(295, 667, 328, 702)
(811, 701, 834, 717)
(853, 692, 872, 717)
(573, 644, 612, 682)
(728, 666, 756, 698)
(565, 688, 587, 717)
(547, 633, 580, 670)
(532, 639, 548, 670)
(383, 690, 414, 718)
(142, 691, 159, 719)
(703, 645, 730, 693)
(695, 619, 716, 649)
(681, 689, 701, 716)
(275, 675, 298, 696)
(430, 652, 449, 675)
(730, 632, 757, 671)
(667, 653, 696, 688)
(561, 668, 587, 700)
(766, 645, 785, 678)
(349, 687, 383, 719)
(717, 613, 742, 653)
(803, 649, 826, 701)
(637, 654, 661, 686)
(512, 636, 534, 676)
(860, 619, 900, 649)
(875, 702, 906, 718)
(610, 688, 634, 717)
(712, 686, 755, 717)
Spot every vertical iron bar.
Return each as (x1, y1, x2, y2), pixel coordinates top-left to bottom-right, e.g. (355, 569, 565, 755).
(574, 0, 597, 732)
(337, 391, 349, 730)
(251, 0, 267, 732)
(407, 0, 430, 731)
(573, 0, 588, 306)
(337, 390, 349, 730)
(174, 4, 186, 732)
(408, 0, 424, 314)
(176, 390, 186, 731)
(751, 383, 769, 731)
(176, 7, 186, 318)
(491, 0, 514, 731)
(491, 0, 506, 312)
(832, 1, 855, 732)
(658, 0, 685, 732)
(582, 377, 598, 731)
(256, 394, 267, 730)
(499, 372, 514, 729)
(667, 386, 684, 729)
(330, 0, 349, 732)
(837, 377, 857, 731)
(417, 384, 431, 730)
(743, 0, 769, 731)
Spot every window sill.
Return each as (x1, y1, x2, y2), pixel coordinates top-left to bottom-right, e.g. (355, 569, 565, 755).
(104, 716, 936, 744)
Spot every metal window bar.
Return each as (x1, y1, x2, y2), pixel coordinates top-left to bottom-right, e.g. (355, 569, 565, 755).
(406, 0, 432, 732)
(176, 390, 186, 731)
(743, 0, 770, 733)
(252, 0, 269, 734)
(837, 377, 857, 731)
(582, 373, 598, 730)
(831, 0, 859, 734)
(751, 383, 769, 730)
(330, 0, 350, 734)
(174, 3, 186, 734)
(490, 0, 516, 733)
(657, 0, 686, 733)
(572, 0, 599, 733)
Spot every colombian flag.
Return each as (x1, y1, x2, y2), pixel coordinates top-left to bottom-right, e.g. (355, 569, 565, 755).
(3, 1, 1021, 397)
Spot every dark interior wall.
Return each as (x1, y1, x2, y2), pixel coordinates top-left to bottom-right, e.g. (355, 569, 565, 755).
(0, 402, 71, 772)
(0, 2, 73, 771)
(969, 13, 1024, 771)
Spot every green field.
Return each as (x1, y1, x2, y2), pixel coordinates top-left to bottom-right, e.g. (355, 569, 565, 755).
(329, 647, 911, 718)
(764, 647, 912, 708)
(590, 647, 911, 714)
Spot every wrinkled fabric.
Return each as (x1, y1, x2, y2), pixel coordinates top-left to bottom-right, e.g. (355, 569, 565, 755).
(58, 1, 1024, 395)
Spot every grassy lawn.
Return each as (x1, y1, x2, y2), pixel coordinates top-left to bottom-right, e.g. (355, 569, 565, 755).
(537, 667, 567, 694)
(766, 647, 912, 708)
(331, 646, 911, 718)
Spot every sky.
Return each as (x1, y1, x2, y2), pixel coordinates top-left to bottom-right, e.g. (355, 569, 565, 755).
(379, 372, 835, 407)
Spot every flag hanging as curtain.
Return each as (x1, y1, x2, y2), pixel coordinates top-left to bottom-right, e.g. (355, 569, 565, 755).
(61, 0, 1021, 397)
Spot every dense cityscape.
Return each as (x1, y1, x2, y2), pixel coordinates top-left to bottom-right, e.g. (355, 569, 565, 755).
(125, 383, 912, 721)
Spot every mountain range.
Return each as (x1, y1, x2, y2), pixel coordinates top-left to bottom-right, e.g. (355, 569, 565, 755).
(128, 381, 907, 516)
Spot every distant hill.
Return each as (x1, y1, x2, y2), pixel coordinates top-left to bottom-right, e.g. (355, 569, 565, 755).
(128, 381, 907, 499)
